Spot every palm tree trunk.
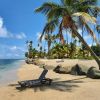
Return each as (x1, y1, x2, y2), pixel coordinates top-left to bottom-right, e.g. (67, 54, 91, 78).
(48, 40, 51, 59)
(82, 25, 85, 58)
(98, 32, 100, 44)
(59, 21, 65, 44)
(66, 30, 69, 58)
(72, 27, 100, 69)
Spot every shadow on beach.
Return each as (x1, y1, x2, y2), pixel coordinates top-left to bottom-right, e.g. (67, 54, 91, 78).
(9, 77, 86, 92)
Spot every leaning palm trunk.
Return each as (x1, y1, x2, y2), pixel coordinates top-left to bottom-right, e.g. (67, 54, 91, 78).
(59, 21, 65, 45)
(72, 27, 100, 69)
(47, 40, 51, 58)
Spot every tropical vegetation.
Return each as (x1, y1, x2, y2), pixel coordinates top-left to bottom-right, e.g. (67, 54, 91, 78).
(25, 0, 100, 69)
(34, 0, 100, 68)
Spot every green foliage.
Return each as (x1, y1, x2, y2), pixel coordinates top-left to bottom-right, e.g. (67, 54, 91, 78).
(32, 48, 38, 58)
(50, 43, 68, 59)
(91, 45, 100, 57)
(69, 41, 77, 58)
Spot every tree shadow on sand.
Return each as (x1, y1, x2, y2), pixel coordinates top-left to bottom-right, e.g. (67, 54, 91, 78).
(9, 77, 87, 92)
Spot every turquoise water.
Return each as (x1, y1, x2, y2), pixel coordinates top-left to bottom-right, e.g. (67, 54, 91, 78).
(0, 59, 24, 85)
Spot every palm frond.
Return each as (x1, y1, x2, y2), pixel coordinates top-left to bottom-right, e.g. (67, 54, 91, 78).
(96, 25, 100, 33)
(61, 0, 75, 6)
(82, 19, 98, 43)
(47, 7, 64, 22)
(40, 19, 59, 42)
(35, 2, 60, 15)
(78, 0, 97, 5)
(87, 6, 100, 17)
(89, 6, 100, 12)
(73, 12, 96, 24)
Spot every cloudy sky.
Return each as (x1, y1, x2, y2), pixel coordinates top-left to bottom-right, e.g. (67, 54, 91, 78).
(0, 0, 99, 59)
(0, 0, 50, 59)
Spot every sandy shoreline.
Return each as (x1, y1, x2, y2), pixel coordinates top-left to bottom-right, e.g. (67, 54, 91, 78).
(0, 59, 100, 100)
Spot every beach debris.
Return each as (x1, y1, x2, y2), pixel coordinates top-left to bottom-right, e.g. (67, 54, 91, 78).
(18, 69, 52, 88)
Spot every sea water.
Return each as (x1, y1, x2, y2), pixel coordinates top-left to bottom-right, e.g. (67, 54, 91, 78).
(0, 59, 24, 85)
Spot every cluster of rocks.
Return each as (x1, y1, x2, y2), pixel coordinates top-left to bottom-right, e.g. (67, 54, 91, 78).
(53, 64, 100, 79)
(26, 59, 45, 67)
(28, 59, 100, 79)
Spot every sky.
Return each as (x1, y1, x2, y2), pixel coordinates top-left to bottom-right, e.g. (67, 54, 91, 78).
(0, 0, 49, 59)
(0, 0, 100, 59)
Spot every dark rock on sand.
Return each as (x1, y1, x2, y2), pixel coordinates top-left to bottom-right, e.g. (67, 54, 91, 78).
(53, 65, 70, 74)
(87, 67, 100, 79)
(70, 64, 88, 75)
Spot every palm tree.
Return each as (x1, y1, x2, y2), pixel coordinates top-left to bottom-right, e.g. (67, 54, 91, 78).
(44, 33, 53, 57)
(96, 25, 100, 43)
(35, 0, 100, 69)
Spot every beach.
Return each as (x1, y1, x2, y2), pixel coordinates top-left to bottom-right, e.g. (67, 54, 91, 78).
(0, 59, 100, 100)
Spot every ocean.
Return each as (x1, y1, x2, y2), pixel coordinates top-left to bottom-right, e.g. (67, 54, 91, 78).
(0, 59, 24, 85)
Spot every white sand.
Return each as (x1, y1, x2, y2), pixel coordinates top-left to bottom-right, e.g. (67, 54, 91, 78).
(0, 59, 100, 100)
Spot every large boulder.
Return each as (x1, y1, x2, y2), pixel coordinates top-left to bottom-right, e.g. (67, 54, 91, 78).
(70, 64, 88, 75)
(87, 67, 100, 79)
(25, 59, 34, 64)
(53, 65, 70, 74)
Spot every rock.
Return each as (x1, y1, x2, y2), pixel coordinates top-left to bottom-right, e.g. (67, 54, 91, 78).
(53, 65, 61, 72)
(53, 65, 70, 74)
(53, 63, 100, 79)
(25, 59, 34, 64)
(87, 67, 100, 79)
(70, 64, 88, 75)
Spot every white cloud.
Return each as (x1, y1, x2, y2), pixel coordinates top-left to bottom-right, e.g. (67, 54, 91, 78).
(6, 53, 20, 57)
(10, 45, 26, 52)
(0, 16, 26, 39)
(0, 44, 26, 59)
(14, 54, 20, 57)
(0, 17, 9, 38)
(15, 32, 26, 39)
(0, 17, 3, 28)
(10, 46, 17, 51)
